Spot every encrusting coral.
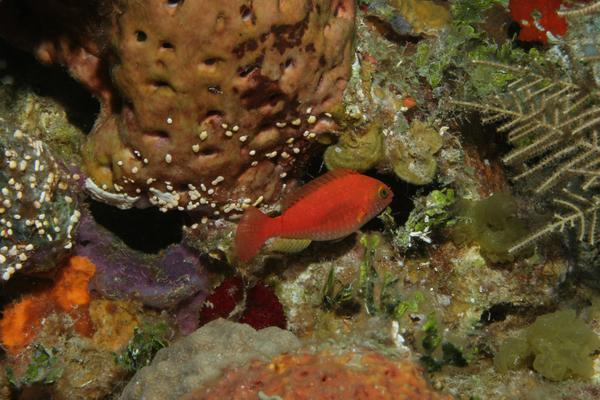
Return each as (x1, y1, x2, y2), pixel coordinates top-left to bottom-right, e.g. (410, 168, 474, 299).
(75, 211, 209, 310)
(82, 0, 356, 215)
(186, 349, 453, 400)
(494, 309, 600, 381)
(0, 121, 81, 281)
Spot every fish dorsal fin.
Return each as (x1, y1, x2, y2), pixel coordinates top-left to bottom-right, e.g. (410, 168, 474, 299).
(281, 168, 358, 211)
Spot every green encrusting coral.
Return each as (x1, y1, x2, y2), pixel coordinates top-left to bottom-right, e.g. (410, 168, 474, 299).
(389, 120, 443, 185)
(324, 123, 384, 172)
(494, 309, 600, 381)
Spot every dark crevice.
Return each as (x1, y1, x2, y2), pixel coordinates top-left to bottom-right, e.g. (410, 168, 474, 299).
(459, 113, 512, 161)
(88, 200, 187, 253)
(363, 172, 419, 231)
(0, 40, 100, 133)
(364, 16, 421, 45)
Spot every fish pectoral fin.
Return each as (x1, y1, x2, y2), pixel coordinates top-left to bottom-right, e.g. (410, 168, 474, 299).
(264, 237, 312, 254)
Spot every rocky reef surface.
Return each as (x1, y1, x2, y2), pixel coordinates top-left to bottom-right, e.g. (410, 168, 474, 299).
(121, 319, 301, 400)
(0, 0, 600, 399)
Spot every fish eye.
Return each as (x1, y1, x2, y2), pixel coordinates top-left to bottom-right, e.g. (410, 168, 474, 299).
(378, 187, 390, 199)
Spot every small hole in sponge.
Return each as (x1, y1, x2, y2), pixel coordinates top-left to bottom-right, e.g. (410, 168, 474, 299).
(144, 130, 170, 140)
(268, 92, 284, 105)
(135, 31, 147, 42)
(197, 147, 219, 157)
(152, 80, 173, 89)
(204, 57, 223, 66)
(284, 58, 294, 68)
(166, 0, 183, 7)
(238, 57, 263, 77)
(161, 42, 175, 50)
(240, 5, 253, 21)
(205, 110, 224, 118)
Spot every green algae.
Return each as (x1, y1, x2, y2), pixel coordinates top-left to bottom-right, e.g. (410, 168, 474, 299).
(114, 322, 170, 373)
(357, 233, 380, 315)
(410, 0, 544, 99)
(321, 266, 357, 314)
(7, 345, 62, 388)
(451, 0, 506, 26)
(452, 193, 527, 263)
(319, 233, 405, 317)
(494, 309, 600, 381)
(380, 188, 456, 251)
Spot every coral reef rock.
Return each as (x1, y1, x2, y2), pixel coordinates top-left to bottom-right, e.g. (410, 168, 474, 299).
(83, 0, 356, 214)
(185, 349, 453, 400)
(0, 121, 80, 280)
(119, 318, 300, 400)
(75, 211, 209, 309)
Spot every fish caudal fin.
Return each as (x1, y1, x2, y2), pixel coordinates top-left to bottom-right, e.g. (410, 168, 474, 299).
(235, 206, 273, 263)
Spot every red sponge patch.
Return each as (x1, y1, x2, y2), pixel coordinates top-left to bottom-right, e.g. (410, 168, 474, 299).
(509, 0, 567, 43)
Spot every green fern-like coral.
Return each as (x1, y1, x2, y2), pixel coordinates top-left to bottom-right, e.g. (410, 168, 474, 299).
(454, 58, 600, 251)
(453, 0, 600, 255)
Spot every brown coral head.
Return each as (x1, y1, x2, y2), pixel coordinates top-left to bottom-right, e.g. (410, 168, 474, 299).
(84, 0, 356, 217)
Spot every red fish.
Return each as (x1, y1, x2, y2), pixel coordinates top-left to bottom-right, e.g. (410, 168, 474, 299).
(235, 169, 393, 262)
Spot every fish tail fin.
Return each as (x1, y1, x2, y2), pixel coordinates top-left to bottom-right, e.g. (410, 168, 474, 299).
(235, 206, 274, 263)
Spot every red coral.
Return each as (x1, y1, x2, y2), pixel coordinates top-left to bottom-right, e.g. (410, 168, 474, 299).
(198, 278, 286, 330)
(509, 0, 567, 43)
(239, 283, 286, 330)
(198, 277, 244, 326)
